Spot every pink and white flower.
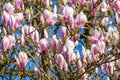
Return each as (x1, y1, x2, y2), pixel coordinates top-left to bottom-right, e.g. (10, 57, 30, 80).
(15, 52, 28, 70)
(4, 3, 15, 14)
(75, 11, 87, 28)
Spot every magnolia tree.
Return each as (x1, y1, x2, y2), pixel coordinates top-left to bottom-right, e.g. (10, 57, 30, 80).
(0, 0, 120, 80)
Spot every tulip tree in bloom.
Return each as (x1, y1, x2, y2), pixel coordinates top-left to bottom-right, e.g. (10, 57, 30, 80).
(0, 0, 120, 80)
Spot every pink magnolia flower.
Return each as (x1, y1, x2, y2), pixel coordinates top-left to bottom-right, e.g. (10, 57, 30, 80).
(86, 49, 92, 63)
(15, 52, 28, 70)
(55, 54, 66, 70)
(52, 35, 63, 52)
(71, 34, 80, 42)
(4, 3, 15, 14)
(91, 44, 99, 61)
(100, 1, 109, 12)
(50, 13, 57, 25)
(79, 0, 86, 5)
(44, 29, 48, 38)
(82, 46, 87, 63)
(20, 34, 25, 46)
(21, 25, 29, 35)
(29, 26, 35, 40)
(43, 9, 57, 25)
(63, 62, 68, 71)
(15, 13, 23, 23)
(2, 36, 9, 52)
(9, 15, 16, 31)
(39, 38, 51, 52)
(65, 47, 74, 62)
(62, 6, 74, 21)
(75, 11, 87, 28)
(60, 26, 67, 38)
(90, 29, 104, 44)
(63, 39, 75, 52)
(7, 35, 15, 49)
(68, 16, 74, 29)
(34, 30, 39, 43)
(40, 14, 45, 25)
(14, 0, 23, 9)
(96, 41, 105, 54)
(2, 11, 10, 27)
(43, 9, 52, 22)
(76, 51, 82, 68)
(105, 27, 119, 45)
(114, 0, 120, 14)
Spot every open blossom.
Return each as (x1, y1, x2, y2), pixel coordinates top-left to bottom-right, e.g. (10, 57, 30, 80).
(43, 9, 52, 22)
(75, 11, 87, 28)
(2, 36, 9, 52)
(105, 27, 119, 45)
(15, 52, 28, 70)
(4, 3, 15, 14)
(43, 9, 57, 25)
(90, 29, 104, 44)
(62, 6, 74, 21)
